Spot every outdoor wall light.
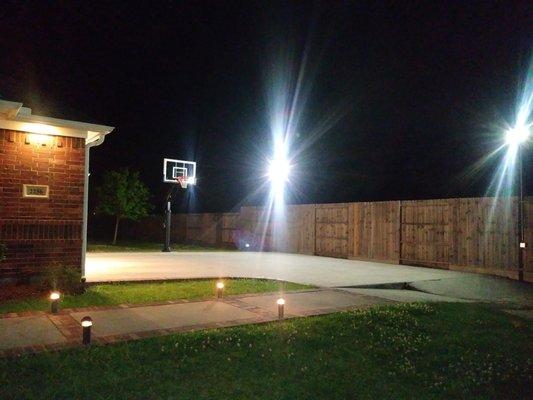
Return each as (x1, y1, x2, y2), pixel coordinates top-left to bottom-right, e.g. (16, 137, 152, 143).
(50, 291, 60, 314)
(216, 281, 224, 298)
(81, 316, 93, 345)
(277, 297, 285, 319)
(26, 133, 53, 146)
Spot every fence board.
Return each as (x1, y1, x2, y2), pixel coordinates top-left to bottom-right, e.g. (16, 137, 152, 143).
(400, 200, 451, 268)
(220, 213, 239, 247)
(449, 197, 518, 279)
(353, 201, 400, 262)
(315, 203, 350, 258)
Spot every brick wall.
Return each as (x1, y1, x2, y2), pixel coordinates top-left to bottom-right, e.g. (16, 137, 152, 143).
(0, 129, 85, 282)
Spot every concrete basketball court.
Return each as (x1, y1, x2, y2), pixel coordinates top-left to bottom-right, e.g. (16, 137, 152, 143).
(86, 251, 461, 287)
(86, 251, 532, 306)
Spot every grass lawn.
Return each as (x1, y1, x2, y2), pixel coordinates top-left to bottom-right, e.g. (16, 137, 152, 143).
(0, 279, 312, 315)
(0, 303, 530, 399)
(87, 241, 233, 252)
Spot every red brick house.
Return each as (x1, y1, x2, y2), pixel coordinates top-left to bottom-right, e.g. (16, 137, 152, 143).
(0, 100, 114, 283)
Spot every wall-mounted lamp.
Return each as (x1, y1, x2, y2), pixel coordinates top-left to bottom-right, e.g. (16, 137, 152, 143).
(25, 133, 53, 146)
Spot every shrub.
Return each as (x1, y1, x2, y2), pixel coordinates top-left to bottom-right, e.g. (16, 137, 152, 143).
(39, 263, 85, 295)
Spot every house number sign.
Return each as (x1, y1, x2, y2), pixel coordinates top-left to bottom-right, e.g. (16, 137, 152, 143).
(22, 184, 49, 198)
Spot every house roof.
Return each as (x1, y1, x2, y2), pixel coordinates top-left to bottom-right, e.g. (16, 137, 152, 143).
(0, 100, 115, 144)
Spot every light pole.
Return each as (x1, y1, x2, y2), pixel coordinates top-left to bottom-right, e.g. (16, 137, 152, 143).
(163, 196, 172, 252)
(505, 125, 530, 281)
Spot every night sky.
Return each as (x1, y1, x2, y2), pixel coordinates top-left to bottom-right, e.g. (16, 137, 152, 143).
(1, 1, 531, 213)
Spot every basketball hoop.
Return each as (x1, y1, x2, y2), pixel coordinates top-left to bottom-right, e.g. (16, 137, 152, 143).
(176, 176, 188, 189)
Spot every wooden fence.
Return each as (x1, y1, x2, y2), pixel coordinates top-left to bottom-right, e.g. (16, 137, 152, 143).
(108, 196, 532, 282)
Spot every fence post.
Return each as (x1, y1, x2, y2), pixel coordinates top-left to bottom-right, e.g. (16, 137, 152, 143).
(215, 213, 223, 247)
(398, 200, 402, 264)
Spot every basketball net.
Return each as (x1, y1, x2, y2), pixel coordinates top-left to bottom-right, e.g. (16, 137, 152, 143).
(176, 176, 188, 189)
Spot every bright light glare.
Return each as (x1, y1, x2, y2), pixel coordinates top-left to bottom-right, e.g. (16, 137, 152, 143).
(50, 292, 60, 300)
(268, 156, 291, 184)
(505, 125, 530, 146)
(277, 298, 285, 305)
(216, 281, 224, 289)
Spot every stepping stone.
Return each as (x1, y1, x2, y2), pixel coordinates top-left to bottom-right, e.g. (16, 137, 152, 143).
(0, 316, 66, 350)
(238, 289, 388, 316)
(70, 301, 258, 337)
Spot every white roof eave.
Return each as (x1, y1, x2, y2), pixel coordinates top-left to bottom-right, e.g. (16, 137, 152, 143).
(0, 99, 115, 143)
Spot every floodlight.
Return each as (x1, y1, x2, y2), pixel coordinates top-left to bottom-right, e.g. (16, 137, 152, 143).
(216, 281, 224, 289)
(50, 292, 60, 301)
(505, 125, 530, 146)
(268, 157, 291, 183)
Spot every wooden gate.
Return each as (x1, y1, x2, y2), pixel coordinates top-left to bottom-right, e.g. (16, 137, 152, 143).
(314, 203, 351, 258)
(400, 200, 451, 269)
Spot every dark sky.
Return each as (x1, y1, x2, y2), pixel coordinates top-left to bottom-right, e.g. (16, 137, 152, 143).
(1, 1, 531, 213)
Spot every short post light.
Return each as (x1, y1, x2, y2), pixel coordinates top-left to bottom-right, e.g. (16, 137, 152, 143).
(81, 316, 93, 346)
(216, 281, 224, 299)
(50, 291, 60, 314)
(277, 297, 285, 320)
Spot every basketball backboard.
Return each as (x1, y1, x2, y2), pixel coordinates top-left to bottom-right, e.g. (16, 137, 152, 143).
(163, 158, 196, 186)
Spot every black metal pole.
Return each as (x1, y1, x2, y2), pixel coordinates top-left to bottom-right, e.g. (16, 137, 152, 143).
(163, 200, 172, 252)
(518, 144, 524, 282)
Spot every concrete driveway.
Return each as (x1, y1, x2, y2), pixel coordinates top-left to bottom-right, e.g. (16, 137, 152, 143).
(86, 251, 462, 287)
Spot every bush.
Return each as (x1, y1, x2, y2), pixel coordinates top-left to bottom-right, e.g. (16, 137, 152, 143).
(0, 242, 5, 262)
(39, 263, 85, 295)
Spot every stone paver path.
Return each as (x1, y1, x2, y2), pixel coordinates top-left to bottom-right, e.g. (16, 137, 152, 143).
(0, 315, 67, 350)
(0, 289, 391, 357)
(69, 301, 258, 338)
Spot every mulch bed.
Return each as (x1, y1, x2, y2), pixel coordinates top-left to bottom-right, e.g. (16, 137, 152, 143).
(0, 284, 45, 302)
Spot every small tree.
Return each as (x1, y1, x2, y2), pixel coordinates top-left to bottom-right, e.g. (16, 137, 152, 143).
(96, 168, 152, 245)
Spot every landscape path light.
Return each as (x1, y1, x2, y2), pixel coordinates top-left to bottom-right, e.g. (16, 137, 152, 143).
(277, 297, 285, 320)
(81, 316, 93, 346)
(216, 281, 224, 299)
(50, 291, 60, 314)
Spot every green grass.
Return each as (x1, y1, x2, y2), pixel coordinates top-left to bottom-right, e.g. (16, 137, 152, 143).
(87, 241, 233, 252)
(0, 279, 312, 314)
(0, 303, 530, 399)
